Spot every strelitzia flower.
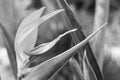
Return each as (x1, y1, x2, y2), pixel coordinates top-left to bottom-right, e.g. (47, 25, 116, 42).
(0, 0, 107, 79)
(14, 7, 78, 77)
(22, 22, 107, 80)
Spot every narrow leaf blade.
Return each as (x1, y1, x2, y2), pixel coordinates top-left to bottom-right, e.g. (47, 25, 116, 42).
(58, 0, 105, 80)
(83, 50, 90, 80)
(0, 23, 18, 79)
(83, 51, 97, 80)
(22, 23, 106, 80)
(70, 58, 84, 80)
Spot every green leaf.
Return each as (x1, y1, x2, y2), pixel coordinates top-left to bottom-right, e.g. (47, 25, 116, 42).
(0, 23, 18, 79)
(92, 0, 109, 72)
(0, 0, 15, 32)
(58, 0, 105, 80)
(24, 28, 77, 56)
(22, 23, 106, 80)
(70, 58, 84, 80)
(83, 50, 97, 80)
(83, 50, 90, 80)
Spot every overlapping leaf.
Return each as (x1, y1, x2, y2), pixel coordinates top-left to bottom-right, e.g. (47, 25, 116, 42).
(58, 0, 105, 80)
(83, 50, 97, 80)
(70, 58, 84, 80)
(83, 50, 90, 80)
(22, 23, 106, 80)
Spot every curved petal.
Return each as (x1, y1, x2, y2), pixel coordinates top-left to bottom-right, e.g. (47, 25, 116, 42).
(14, 8, 65, 76)
(22, 22, 107, 80)
(15, 7, 46, 61)
(14, 7, 46, 76)
(24, 28, 78, 56)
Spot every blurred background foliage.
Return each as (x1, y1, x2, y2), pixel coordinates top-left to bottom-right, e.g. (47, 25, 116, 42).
(1, 0, 120, 80)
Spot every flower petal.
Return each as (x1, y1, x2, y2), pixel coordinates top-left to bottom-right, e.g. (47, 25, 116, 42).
(24, 28, 78, 56)
(21, 22, 107, 80)
(15, 8, 65, 76)
(15, 7, 46, 61)
(15, 7, 46, 76)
